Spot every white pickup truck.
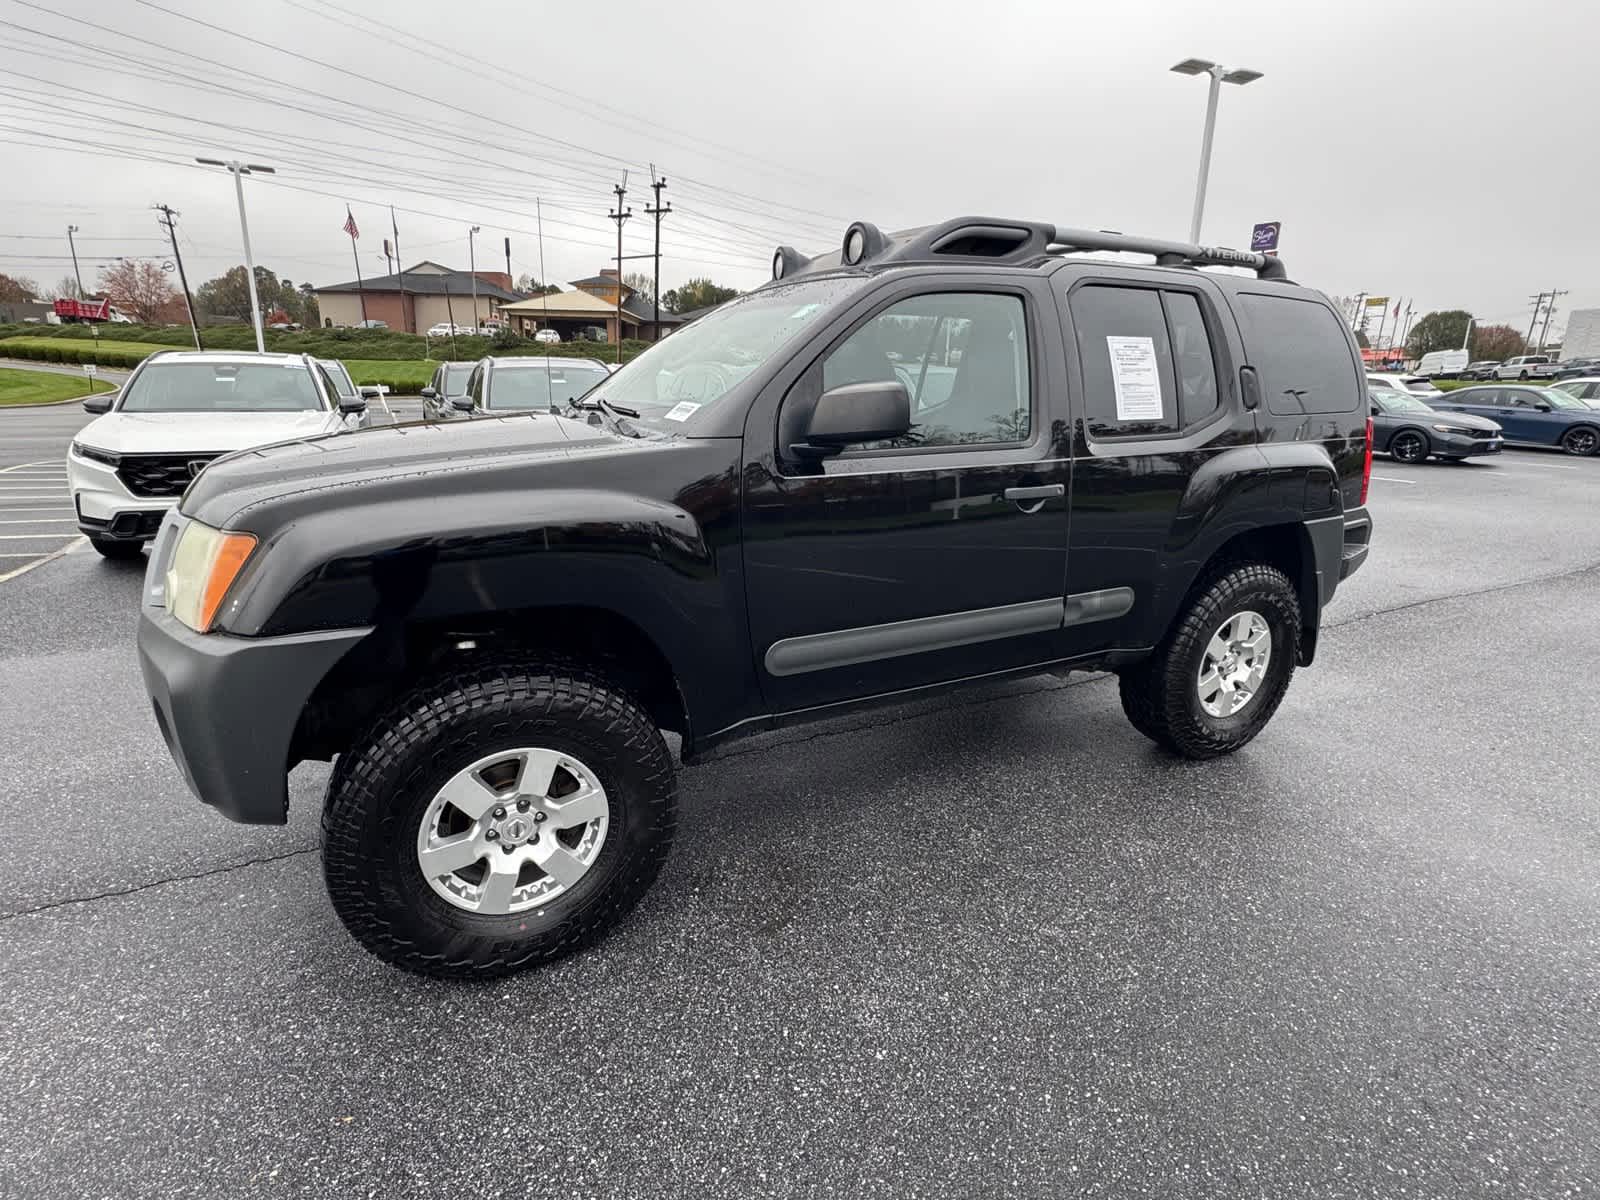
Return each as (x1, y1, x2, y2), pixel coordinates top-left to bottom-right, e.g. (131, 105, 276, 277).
(1496, 355, 1559, 381)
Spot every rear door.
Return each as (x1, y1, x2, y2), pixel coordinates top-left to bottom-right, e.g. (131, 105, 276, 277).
(741, 273, 1073, 714)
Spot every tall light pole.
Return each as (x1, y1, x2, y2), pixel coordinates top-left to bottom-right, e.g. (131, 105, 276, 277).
(468, 225, 480, 333)
(196, 157, 276, 352)
(1170, 58, 1263, 244)
(66, 225, 84, 299)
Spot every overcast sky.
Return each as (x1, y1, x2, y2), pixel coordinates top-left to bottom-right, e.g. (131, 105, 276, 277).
(2, 0, 1594, 338)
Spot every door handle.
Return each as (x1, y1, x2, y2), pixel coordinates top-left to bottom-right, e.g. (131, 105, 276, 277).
(1003, 484, 1065, 502)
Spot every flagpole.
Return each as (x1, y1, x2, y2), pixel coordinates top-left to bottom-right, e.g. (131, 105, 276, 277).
(390, 205, 409, 333)
(346, 206, 367, 327)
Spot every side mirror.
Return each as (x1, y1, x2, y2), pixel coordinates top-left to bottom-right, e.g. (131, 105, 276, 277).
(338, 396, 367, 416)
(451, 396, 474, 413)
(419, 386, 438, 400)
(1533, 401, 1552, 412)
(82, 393, 113, 414)
(358, 385, 385, 399)
(796, 380, 911, 457)
(1369, 405, 1380, 416)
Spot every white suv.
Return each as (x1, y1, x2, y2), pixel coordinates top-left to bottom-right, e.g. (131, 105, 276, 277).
(67, 352, 367, 560)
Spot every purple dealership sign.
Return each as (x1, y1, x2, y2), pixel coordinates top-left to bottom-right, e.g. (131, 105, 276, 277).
(1250, 222, 1281, 253)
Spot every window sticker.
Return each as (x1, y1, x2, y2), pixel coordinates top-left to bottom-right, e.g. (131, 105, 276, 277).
(1105, 335, 1163, 421)
(663, 401, 702, 422)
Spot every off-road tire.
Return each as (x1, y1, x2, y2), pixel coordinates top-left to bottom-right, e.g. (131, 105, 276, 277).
(88, 535, 143, 560)
(321, 659, 676, 979)
(1118, 563, 1301, 760)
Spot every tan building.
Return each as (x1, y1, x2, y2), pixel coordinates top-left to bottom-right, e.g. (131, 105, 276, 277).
(500, 269, 686, 343)
(314, 261, 520, 332)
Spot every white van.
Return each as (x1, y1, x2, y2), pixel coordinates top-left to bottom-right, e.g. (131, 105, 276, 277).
(1415, 349, 1467, 378)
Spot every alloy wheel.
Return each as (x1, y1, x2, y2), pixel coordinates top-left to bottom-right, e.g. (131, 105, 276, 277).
(1563, 428, 1598, 456)
(415, 747, 610, 915)
(1196, 610, 1272, 718)
(1391, 433, 1426, 463)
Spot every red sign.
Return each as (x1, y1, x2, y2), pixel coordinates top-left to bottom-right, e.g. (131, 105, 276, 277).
(53, 297, 111, 321)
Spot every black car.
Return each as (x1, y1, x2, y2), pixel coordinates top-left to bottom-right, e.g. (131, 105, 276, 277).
(1431, 384, 1600, 456)
(418, 360, 476, 420)
(1369, 388, 1502, 463)
(136, 217, 1373, 978)
(1461, 360, 1502, 381)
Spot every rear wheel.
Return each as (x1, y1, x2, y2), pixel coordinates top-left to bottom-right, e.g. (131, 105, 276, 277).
(1560, 426, 1599, 456)
(1389, 431, 1429, 464)
(321, 659, 676, 978)
(88, 535, 143, 561)
(1119, 563, 1300, 760)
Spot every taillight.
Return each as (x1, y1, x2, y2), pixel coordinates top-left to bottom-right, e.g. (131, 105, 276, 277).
(1360, 416, 1373, 505)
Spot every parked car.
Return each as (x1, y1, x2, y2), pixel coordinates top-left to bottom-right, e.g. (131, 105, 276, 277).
(135, 216, 1372, 977)
(1430, 384, 1600, 455)
(1460, 360, 1501, 381)
(353, 319, 389, 330)
(1552, 357, 1600, 380)
(1368, 388, 1502, 463)
(1551, 377, 1600, 407)
(67, 351, 367, 559)
(533, 329, 561, 344)
(1367, 372, 1443, 399)
(444, 355, 612, 417)
(1414, 349, 1468, 378)
(315, 358, 384, 421)
(1495, 355, 1558, 381)
(419, 360, 477, 420)
(426, 322, 473, 338)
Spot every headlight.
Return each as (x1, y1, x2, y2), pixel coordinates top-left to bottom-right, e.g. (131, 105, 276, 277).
(164, 520, 258, 633)
(1431, 424, 1472, 434)
(71, 441, 121, 467)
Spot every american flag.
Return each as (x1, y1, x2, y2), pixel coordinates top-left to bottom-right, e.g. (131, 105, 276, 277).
(342, 207, 359, 240)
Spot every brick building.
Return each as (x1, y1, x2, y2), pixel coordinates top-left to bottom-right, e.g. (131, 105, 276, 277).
(314, 261, 520, 332)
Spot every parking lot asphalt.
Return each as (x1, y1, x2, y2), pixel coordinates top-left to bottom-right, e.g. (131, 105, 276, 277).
(2, 410, 1599, 1198)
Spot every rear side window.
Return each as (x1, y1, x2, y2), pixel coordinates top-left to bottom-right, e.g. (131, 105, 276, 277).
(1070, 285, 1220, 437)
(1234, 294, 1361, 415)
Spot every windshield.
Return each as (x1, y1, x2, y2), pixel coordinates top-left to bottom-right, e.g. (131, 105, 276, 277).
(442, 363, 474, 396)
(119, 361, 324, 413)
(486, 363, 611, 410)
(1531, 388, 1587, 409)
(588, 278, 860, 428)
(1378, 392, 1434, 414)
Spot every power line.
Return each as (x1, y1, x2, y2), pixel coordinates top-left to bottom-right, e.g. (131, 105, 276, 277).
(644, 169, 671, 340)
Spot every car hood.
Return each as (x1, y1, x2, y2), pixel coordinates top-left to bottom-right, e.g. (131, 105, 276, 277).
(180, 410, 671, 528)
(76, 410, 346, 454)
(1426, 411, 1502, 431)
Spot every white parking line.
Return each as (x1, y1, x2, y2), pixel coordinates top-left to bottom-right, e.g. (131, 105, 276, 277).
(1369, 476, 1418, 485)
(0, 533, 80, 540)
(0, 460, 52, 474)
(0, 519, 76, 525)
(0, 536, 86, 582)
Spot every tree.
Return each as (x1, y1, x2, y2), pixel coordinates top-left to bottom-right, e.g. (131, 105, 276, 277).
(0, 273, 40, 303)
(662, 278, 739, 314)
(623, 271, 654, 301)
(514, 273, 560, 296)
(1405, 310, 1472, 359)
(1471, 323, 1525, 362)
(196, 266, 253, 320)
(98, 259, 178, 323)
(45, 275, 81, 301)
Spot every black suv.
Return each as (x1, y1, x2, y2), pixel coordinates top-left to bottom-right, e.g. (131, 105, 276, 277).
(137, 218, 1373, 978)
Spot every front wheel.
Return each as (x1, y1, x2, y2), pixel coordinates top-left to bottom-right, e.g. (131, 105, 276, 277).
(1389, 431, 1429, 464)
(1118, 563, 1301, 759)
(321, 660, 677, 978)
(1561, 426, 1599, 457)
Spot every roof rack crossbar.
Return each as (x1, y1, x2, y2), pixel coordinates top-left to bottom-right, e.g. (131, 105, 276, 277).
(1045, 225, 1288, 281)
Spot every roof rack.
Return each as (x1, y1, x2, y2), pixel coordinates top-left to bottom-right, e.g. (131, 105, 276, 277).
(1044, 225, 1288, 281)
(768, 216, 1289, 283)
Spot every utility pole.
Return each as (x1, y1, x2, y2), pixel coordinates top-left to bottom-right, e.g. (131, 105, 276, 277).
(195, 157, 275, 353)
(504, 236, 512, 290)
(66, 225, 85, 299)
(608, 175, 632, 366)
(1349, 291, 1367, 333)
(1537, 288, 1567, 354)
(644, 167, 671, 341)
(1525, 292, 1548, 355)
(468, 225, 480, 333)
(390, 207, 410, 333)
(153, 204, 202, 350)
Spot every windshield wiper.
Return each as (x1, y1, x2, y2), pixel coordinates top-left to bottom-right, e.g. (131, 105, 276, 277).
(568, 395, 640, 420)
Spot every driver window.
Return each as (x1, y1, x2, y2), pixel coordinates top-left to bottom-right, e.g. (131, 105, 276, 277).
(820, 292, 1030, 448)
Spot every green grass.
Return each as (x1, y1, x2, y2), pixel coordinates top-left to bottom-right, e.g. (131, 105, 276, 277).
(345, 360, 435, 391)
(0, 336, 175, 369)
(0, 368, 113, 407)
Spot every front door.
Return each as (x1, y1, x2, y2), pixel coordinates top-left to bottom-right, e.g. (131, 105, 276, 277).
(741, 280, 1073, 714)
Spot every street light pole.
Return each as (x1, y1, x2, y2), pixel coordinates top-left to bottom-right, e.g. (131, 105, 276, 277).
(1170, 59, 1263, 244)
(66, 225, 84, 299)
(196, 157, 276, 353)
(468, 225, 480, 334)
